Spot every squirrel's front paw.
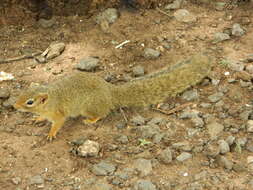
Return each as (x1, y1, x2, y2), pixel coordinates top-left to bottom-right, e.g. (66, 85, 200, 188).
(33, 116, 46, 125)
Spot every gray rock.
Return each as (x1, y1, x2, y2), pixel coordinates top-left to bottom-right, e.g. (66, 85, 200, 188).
(0, 87, 10, 99)
(213, 32, 230, 43)
(158, 147, 173, 164)
(227, 60, 244, 71)
(96, 8, 119, 24)
(46, 42, 65, 60)
(131, 115, 146, 126)
(92, 161, 116, 176)
(207, 122, 224, 139)
(29, 175, 44, 185)
(218, 140, 230, 154)
(236, 137, 248, 147)
(216, 155, 233, 170)
(3, 96, 16, 108)
(179, 109, 199, 119)
(115, 169, 132, 180)
(93, 183, 112, 190)
(77, 140, 100, 157)
(134, 158, 152, 177)
(11, 177, 21, 185)
(181, 89, 199, 101)
(226, 136, 235, 146)
(133, 66, 145, 77)
(75, 57, 99, 71)
(232, 23, 245, 37)
(138, 125, 161, 138)
(191, 116, 204, 128)
(200, 103, 212, 108)
(239, 110, 252, 121)
(176, 152, 192, 162)
(215, 2, 226, 11)
(246, 64, 253, 74)
(133, 180, 157, 190)
(165, 0, 183, 10)
(143, 48, 160, 59)
(208, 92, 224, 103)
(247, 120, 253, 133)
(38, 18, 55, 28)
(116, 135, 129, 144)
(174, 9, 196, 23)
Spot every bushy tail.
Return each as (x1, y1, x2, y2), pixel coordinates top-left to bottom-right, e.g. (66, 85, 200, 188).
(112, 54, 212, 108)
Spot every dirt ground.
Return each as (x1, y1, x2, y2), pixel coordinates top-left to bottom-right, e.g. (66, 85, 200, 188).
(0, 1, 253, 190)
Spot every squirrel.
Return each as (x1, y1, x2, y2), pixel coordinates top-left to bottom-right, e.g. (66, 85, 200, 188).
(14, 53, 212, 141)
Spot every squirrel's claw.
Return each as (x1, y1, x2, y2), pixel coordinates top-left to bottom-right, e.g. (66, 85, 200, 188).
(46, 134, 56, 142)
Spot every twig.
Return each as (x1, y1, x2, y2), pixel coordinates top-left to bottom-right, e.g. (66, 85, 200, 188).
(0, 51, 42, 64)
(156, 7, 172, 18)
(153, 102, 193, 115)
(120, 107, 128, 123)
(115, 40, 130, 49)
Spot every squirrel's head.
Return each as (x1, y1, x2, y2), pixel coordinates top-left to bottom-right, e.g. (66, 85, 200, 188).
(14, 84, 49, 114)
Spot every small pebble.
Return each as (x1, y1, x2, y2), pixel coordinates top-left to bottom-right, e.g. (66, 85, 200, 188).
(176, 152, 192, 162)
(77, 140, 100, 157)
(181, 89, 199, 101)
(29, 175, 44, 185)
(246, 120, 253, 133)
(174, 9, 197, 23)
(75, 57, 99, 71)
(218, 140, 230, 154)
(231, 23, 245, 37)
(11, 177, 21, 185)
(133, 180, 157, 190)
(143, 48, 160, 59)
(213, 32, 230, 43)
(158, 147, 173, 164)
(134, 158, 153, 177)
(0, 87, 10, 99)
(132, 66, 145, 77)
(91, 161, 116, 176)
(216, 155, 233, 170)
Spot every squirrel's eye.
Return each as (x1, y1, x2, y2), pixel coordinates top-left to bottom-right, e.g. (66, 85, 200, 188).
(26, 99, 34, 105)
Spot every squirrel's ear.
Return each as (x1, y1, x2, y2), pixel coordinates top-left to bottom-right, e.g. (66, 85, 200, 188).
(37, 93, 48, 104)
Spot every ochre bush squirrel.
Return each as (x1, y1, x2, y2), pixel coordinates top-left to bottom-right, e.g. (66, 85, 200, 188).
(14, 54, 212, 140)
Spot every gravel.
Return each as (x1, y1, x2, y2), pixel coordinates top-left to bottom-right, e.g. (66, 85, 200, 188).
(91, 161, 116, 176)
